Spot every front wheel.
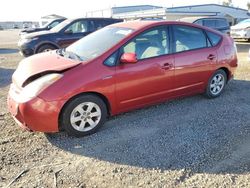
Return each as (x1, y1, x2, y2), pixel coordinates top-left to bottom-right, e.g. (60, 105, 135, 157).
(205, 69, 227, 98)
(60, 95, 108, 137)
(37, 44, 56, 53)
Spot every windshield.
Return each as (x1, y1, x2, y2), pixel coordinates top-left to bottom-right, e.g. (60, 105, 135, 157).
(41, 20, 54, 28)
(51, 19, 71, 32)
(66, 27, 134, 61)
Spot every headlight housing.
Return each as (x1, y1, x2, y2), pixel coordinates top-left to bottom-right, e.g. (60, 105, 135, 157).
(20, 37, 38, 44)
(17, 73, 63, 103)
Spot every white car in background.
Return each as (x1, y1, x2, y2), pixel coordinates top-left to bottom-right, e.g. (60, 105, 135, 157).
(231, 19, 250, 41)
(248, 49, 250, 62)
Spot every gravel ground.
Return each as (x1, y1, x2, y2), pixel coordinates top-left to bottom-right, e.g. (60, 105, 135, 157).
(0, 30, 250, 187)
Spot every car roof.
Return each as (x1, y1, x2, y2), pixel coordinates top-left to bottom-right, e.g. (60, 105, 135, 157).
(179, 16, 227, 23)
(110, 20, 196, 29)
(110, 20, 223, 35)
(66, 17, 123, 22)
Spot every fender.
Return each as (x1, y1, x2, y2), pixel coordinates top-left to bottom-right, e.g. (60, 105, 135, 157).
(35, 41, 61, 53)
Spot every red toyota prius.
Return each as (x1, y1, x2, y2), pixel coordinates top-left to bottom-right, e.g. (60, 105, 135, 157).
(8, 21, 238, 137)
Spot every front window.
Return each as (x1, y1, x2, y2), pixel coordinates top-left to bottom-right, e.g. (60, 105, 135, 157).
(50, 20, 71, 32)
(64, 21, 88, 33)
(66, 27, 134, 61)
(122, 27, 169, 60)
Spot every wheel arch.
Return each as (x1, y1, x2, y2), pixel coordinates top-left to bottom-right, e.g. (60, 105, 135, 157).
(35, 42, 60, 53)
(217, 67, 230, 82)
(58, 91, 111, 131)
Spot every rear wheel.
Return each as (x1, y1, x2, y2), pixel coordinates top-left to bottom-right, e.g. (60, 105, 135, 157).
(37, 44, 56, 53)
(60, 95, 108, 137)
(205, 69, 227, 98)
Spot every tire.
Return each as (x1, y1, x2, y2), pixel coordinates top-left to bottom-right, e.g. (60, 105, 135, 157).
(37, 44, 56, 53)
(205, 69, 227, 98)
(60, 95, 108, 137)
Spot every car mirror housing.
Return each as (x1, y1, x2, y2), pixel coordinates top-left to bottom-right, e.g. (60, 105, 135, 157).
(120, 53, 137, 64)
(65, 30, 73, 34)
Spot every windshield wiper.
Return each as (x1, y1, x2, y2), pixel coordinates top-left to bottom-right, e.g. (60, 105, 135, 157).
(57, 48, 65, 57)
(57, 49, 85, 61)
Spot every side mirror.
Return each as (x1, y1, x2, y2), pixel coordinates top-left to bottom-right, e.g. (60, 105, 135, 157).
(65, 30, 73, 34)
(120, 53, 137, 64)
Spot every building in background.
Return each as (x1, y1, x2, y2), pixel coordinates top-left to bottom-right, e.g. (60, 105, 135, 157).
(1, 4, 249, 30)
(39, 14, 66, 27)
(0, 21, 39, 30)
(85, 5, 163, 18)
(111, 4, 250, 25)
(166, 4, 250, 25)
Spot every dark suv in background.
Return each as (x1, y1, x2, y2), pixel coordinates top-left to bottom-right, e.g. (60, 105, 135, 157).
(20, 18, 66, 35)
(180, 16, 230, 34)
(18, 18, 123, 57)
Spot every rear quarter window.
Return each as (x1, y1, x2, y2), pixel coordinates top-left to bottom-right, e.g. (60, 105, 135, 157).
(206, 31, 222, 46)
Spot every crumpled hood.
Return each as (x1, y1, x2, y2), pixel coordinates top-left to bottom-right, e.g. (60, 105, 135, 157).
(12, 51, 81, 88)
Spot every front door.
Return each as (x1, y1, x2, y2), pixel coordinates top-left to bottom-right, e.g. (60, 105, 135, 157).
(115, 26, 175, 112)
(57, 20, 91, 48)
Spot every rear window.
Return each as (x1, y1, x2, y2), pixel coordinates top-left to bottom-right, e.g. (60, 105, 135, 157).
(206, 31, 222, 46)
(215, 19, 229, 28)
(194, 19, 203, 26)
(203, 19, 216, 28)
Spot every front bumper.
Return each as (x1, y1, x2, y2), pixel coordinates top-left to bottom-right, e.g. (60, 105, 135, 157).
(18, 41, 35, 57)
(7, 84, 66, 132)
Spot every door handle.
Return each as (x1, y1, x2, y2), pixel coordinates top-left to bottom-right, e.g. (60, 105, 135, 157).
(207, 54, 216, 60)
(161, 63, 173, 70)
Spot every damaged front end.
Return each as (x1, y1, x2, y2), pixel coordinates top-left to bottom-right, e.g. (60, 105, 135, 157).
(7, 51, 82, 132)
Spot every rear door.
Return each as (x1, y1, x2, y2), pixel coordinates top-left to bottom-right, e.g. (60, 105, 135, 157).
(171, 25, 217, 95)
(57, 20, 92, 48)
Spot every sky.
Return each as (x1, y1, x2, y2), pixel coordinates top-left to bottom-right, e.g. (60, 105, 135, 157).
(0, 0, 249, 21)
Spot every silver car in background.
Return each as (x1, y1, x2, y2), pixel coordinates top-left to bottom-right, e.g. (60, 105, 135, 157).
(231, 19, 250, 41)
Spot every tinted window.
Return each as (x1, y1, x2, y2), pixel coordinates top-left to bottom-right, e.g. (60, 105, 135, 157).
(173, 25, 207, 53)
(194, 19, 203, 26)
(94, 20, 107, 30)
(206, 31, 222, 46)
(48, 21, 60, 29)
(215, 19, 229, 28)
(65, 20, 88, 33)
(122, 27, 169, 60)
(203, 19, 216, 28)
